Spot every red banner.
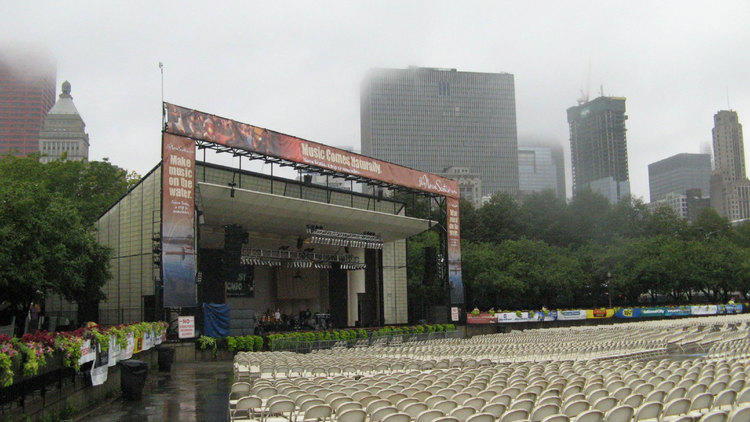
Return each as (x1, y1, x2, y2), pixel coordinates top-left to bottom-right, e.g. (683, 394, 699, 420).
(161, 133, 197, 307)
(164, 103, 459, 198)
(466, 313, 495, 325)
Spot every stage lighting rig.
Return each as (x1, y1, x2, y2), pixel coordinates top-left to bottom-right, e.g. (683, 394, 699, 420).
(305, 225, 383, 249)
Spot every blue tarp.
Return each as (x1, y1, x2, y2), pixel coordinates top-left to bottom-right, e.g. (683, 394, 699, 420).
(203, 303, 230, 338)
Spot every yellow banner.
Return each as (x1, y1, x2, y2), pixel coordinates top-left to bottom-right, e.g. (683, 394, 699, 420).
(586, 308, 615, 318)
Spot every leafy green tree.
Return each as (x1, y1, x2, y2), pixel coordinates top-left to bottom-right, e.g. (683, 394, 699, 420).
(567, 189, 613, 245)
(472, 193, 525, 243)
(518, 190, 574, 247)
(0, 155, 139, 225)
(0, 181, 111, 326)
(731, 220, 750, 248)
(689, 208, 732, 240)
(0, 154, 131, 327)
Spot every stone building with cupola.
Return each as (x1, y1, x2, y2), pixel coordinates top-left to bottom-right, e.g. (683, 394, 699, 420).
(38, 81, 89, 163)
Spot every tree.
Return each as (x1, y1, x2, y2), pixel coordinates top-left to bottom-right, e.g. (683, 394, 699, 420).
(0, 155, 139, 225)
(0, 181, 111, 328)
(689, 208, 731, 240)
(0, 154, 130, 328)
(567, 189, 613, 245)
(472, 193, 525, 243)
(518, 190, 575, 247)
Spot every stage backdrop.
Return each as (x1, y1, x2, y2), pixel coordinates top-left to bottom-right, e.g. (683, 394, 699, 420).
(162, 133, 197, 307)
(164, 103, 464, 306)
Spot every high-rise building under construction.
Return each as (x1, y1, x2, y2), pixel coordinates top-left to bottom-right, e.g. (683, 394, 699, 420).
(566, 96, 630, 203)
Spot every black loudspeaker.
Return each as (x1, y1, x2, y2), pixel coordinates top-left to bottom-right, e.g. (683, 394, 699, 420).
(423, 247, 437, 285)
(222, 225, 247, 302)
(303, 174, 312, 184)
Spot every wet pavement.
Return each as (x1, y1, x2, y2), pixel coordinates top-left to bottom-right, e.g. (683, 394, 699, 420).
(86, 361, 233, 421)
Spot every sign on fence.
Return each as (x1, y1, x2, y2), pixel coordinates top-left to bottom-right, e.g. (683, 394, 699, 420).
(557, 310, 587, 321)
(178, 316, 195, 339)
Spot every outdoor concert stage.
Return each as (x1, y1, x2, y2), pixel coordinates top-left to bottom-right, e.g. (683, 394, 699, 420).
(45, 103, 465, 333)
(193, 163, 434, 331)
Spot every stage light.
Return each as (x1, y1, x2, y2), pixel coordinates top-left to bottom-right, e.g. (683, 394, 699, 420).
(241, 248, 365, 270)
(305, 227, 383, 249)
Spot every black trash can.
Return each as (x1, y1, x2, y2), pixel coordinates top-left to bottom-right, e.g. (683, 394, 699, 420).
(119, 359, 148, 400)
(156, 345, 175, 372)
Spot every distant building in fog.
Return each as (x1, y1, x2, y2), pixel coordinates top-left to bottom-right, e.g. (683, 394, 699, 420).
(686, 188, 711, 221)
(361, 66, 519, 197)
(649, 192, 689, 219)
(438, 166, 482, 207)
(648, 153, 711, 202)
(649, 188, 711, 222)
(518, 144, 565, 198)
(710, 110, 750, 221)
(567, 96, 630, 203)
(0, 50, 56, 157)
(39, 81, 89, 163)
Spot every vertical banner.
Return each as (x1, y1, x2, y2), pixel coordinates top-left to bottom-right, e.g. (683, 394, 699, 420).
(161, 133, 197, 308)
(447, 197, 464, 305)
(90, 345, 109, 386)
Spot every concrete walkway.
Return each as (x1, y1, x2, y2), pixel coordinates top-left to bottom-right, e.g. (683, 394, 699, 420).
(85, 361, 232, 421)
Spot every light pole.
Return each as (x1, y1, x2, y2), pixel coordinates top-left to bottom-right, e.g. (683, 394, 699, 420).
(606, 271, 612, 308)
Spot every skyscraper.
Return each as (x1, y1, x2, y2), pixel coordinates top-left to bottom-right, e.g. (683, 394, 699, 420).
(648, 153, 711, 202)
(0, 51, 56, 157)
(566, 96, 630, 203)
(39, 81, 90, 163)
(710, 110, 750, 221)
(361, 67, 519, 196)
(517, 144, 566, 198)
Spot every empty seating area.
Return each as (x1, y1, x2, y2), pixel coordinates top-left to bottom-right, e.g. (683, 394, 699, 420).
(230, 314, 750, 421)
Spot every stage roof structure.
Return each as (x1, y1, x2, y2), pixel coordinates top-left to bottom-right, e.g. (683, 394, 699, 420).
(196, 182, 435, 242)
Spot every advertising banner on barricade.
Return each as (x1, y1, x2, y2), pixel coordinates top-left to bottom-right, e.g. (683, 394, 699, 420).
(495, 312, 538, 323)
(664, 307, 691, 317)
(614, 308, 641, 318)
(78, 339, 96, 365)
(586, 309, 615, 319)
(723, 304, 744, 314)
(640, 307, 666, 317)
(108, 336, 119, 367)
(542, 311, 558, 321)
(466, 313, 496, 324)
(124, 334, 134, 359)
(691, 305, 718, 315)
(143, 333, 152, 351)
(90, 345, 108, 386)
(557, 310, 587, 321)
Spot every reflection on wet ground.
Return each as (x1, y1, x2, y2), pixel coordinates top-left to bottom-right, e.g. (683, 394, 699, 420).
(86, 361, 232, 422)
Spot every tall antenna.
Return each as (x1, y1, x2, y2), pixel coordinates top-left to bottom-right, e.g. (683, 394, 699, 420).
(586, 58, 591, 100)
(159, 62, 165, 126)
(726, 86, 730, 109)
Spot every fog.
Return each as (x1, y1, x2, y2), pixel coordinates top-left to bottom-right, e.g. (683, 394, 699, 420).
(2, 1, 749, 201)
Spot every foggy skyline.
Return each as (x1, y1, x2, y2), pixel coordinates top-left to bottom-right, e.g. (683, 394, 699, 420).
(2, 1, 749, 202)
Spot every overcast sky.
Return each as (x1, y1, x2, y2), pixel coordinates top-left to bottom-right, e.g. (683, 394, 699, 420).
(3, 1, 749, 201)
